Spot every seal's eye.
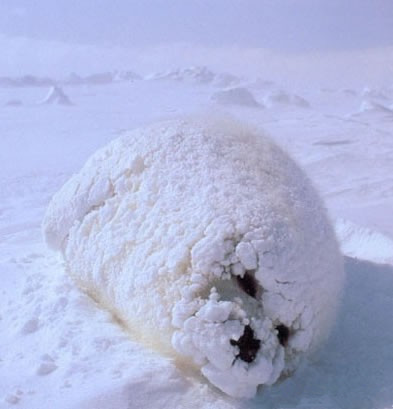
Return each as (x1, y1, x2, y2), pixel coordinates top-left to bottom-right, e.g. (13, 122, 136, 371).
(236, 271, 257, 298)
(230, 325, 260, 363)
(276, 324, 290, 347)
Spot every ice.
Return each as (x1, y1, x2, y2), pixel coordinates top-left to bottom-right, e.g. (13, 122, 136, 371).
(356, 99, 393, 116)
(38, 85, 73, 106)
(211, 87, 260, 107)
(335, 219, 393, 265)
(145, 66, 240, 88)
(263, 90, 310, 108)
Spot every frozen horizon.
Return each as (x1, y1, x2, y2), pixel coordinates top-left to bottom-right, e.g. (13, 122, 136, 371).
(1, 1, 393, 87)
(1, 35, 393, 88)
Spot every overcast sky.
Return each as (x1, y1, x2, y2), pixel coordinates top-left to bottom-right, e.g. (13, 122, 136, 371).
(0, 0, 393, 52)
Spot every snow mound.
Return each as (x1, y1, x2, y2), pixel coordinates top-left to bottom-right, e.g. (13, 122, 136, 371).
(212, 72, 241, 88)
(78, 72, 114, 85)
(353, 100, 393, 118)
(361, 86, 391, 101)
(211, 87, 260, 107)
(264, 90, 310, 108)
(43, 118, 344, 398)
(335, 219, 393, 265)
(39, 86, 73, 106)
(341, 88, 358, 97)
(112, 70, 142, 82)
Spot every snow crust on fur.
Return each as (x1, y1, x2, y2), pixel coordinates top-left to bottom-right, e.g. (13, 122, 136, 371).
(42, 118, 344, 398)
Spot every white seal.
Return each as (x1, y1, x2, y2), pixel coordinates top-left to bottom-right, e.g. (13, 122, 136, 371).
(43, 117, 344, 398)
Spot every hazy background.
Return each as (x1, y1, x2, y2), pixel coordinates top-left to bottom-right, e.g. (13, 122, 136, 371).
(1, 0, 393, 85)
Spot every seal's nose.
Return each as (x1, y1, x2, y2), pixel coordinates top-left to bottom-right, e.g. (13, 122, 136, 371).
(236, 272, 258, 298)
(276, 324, 290, 346)
(230, 325, 260, 363)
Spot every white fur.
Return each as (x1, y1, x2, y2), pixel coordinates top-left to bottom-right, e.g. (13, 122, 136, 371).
(43, 118, 344, 398)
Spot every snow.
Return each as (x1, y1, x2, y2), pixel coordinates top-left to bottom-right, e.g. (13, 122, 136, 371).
(4, 99, 23, 107)
(0, 71, 142, 89)
(64, 71, 141, 86)
(263, 90, 310, 108)
(211, 88, 260, 107)
(146, 66, 241, 88)
(354, 100, 393, 118)
(335, 219, 393, 265)
(146, 66, 216, 84)
(39, 86, 73, 106)
(1, 64, 393, 408)
(0, 75, 54, 88)
(361, 86, 392, 102)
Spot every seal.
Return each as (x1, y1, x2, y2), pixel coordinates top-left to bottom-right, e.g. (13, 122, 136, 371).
(43, 117, 344, 397)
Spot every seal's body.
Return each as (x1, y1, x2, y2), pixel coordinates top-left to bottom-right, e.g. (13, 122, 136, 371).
(43, 118, 344, 397)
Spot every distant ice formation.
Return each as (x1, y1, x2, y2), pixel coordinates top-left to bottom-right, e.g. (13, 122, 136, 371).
(39, 86, 73, 106)
(352, 100, 393, 119)
(212, 72, 241, 88)
(146, 66, 215, 84)
(248, 78, 276, 90)
(263, 90, 310, 108)
(43, 118, 344, 398)
(211, 87, 260, 107)
(341, 88, 358, 97)
(78, 72, 114, 85)
(0, 71, 141, 89)
(0, 75, 54, 88)
(146, 66, 240, 87)
(112, 70, 142, 82)
(361, 87, 391, 102)
(65, 71, 141, 86)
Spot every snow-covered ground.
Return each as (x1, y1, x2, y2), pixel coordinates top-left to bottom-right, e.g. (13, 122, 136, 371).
(1, 71, 393, 408)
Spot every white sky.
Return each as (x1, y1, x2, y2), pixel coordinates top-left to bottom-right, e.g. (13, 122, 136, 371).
(1, 1, 393, 86)
(0, 0, 392, 52)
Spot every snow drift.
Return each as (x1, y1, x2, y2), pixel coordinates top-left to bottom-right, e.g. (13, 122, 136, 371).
(335, 219, 393, 265)
(353, 100, 393, 118)
(42, 118, 344, 398)
(39, 86, 73, 106)
(263, 90, 310, 108)
(211, 87, 260, 107)
(361, 86, 391, 102)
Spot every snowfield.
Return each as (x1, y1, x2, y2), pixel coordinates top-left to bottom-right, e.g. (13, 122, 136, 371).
(1, 71, 393, 408)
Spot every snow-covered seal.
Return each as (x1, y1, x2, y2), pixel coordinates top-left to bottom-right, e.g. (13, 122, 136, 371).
(42, 117, 344, 398)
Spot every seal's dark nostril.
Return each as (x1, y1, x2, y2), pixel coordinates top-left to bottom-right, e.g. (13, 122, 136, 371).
(230, 325, 260, 363)
(236, 271, 258, 298)
(276, 324, 290, 347)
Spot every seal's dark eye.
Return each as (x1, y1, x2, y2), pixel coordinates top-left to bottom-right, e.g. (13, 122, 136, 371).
(276, 324, 290, 347)
(236, 271, 258, 298)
